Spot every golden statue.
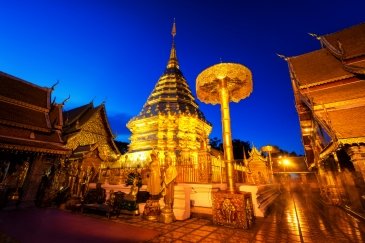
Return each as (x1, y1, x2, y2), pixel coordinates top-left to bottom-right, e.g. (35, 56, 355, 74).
(124, 177, 139, 201)
(159, 154, 177, 223)
(162, 156, 177, 208)
(147, 153, 161, 198)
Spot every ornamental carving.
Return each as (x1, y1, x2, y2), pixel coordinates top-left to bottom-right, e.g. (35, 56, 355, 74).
(66, 111, 118, 162)
(212, 191, 255, 229)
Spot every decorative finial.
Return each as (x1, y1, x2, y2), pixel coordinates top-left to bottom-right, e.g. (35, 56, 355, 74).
(61, 95, 70, 105)
(308, 33, 320, 40)
(276, 53, 288, 61)
(167, 19, 179, 69)
(171, 18, 176, 39)
(51, 80, 60, 91)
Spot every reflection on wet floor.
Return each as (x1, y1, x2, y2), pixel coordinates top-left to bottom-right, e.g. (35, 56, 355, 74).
(1, 186, 364, 242)
(113, 187, 365, 242)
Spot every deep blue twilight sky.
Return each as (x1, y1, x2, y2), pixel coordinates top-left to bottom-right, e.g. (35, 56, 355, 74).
(0, 0, 364, 154)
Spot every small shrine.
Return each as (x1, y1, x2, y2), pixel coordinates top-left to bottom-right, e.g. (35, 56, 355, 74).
(244, 146, 270, 185)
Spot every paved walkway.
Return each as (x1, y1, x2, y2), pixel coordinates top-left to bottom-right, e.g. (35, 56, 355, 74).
(114, 188, 365, 242)
(1, 188, 365, 242)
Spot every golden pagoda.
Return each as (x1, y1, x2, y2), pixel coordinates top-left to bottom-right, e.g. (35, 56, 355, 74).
(124, 22, 213, 179)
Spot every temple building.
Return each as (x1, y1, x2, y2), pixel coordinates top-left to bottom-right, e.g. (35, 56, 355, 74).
(0, 72, 69, 207)
(62, 102, 120, 196)
(123, 23, 225, 184)
(287, 23, 365, 210)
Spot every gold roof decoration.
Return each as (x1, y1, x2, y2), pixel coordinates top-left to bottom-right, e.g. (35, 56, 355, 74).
(196, 63, 253, 104)
(247, 146, 267, 162)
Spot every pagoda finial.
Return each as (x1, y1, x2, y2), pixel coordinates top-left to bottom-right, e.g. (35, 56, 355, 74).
(167, 19, 179, 69)
(172, 18, 176, 40)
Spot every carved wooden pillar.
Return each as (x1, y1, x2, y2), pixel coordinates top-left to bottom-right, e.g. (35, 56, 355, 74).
(346, 145, 365, 184)
(345, 145, 365, 209)
(21, 155, 45, 206)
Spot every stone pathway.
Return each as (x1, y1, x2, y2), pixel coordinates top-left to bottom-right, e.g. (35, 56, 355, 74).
(113, 188, 365, 242)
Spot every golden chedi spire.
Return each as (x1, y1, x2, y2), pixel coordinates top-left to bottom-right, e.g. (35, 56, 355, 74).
(167, 20, 179, 69)
(130, 21, 209, 124)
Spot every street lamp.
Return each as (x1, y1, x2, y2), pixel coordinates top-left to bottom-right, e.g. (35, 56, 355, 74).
(261, 145, 278, 183)
(282, 158, 290, 172)
(278, 156, 290, 172)
(278, 156, 291, 185)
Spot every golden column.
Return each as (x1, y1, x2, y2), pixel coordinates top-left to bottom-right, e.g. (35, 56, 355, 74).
(196, 63, 253, 193)
(196, 63, 255, 229)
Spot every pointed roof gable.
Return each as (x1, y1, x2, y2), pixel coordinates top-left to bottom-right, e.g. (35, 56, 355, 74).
(247, 146, 267, 163)
(63, 103, 119, 153)
(63, 102, 93, 126)
(129, 22, 210, 124)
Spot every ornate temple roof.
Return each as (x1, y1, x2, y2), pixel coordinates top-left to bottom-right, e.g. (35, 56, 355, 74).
(286, 23, 365, 165)
(0, 71, 68, 155)
(325, 106, 365, 142)
(320, 22, 365, 60)
(63, 102, 119, 153)
(288, 49, 354, 88)
(63, 102, 94, 130)
(129, 23, 210, 124)
(288, 23, 365, 89)
(0, 71, 50, 109)
(246, 146, 267, 163)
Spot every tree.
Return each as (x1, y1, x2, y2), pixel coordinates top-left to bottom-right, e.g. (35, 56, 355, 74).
(209, 137, 223, 151)
(232, 139, 251, 160)
(271, 147, 298, 158)
(209, 137, 251, 161)
(114, 140, 129, 154)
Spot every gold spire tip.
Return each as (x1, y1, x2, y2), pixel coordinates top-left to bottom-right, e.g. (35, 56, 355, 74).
(171, 19, 176, 38)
